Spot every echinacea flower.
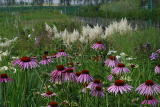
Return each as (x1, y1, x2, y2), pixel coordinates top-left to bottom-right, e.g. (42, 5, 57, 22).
(104, 56, 119, 68)
(75, 72, 81, 82)
(41, 91, 57, 97)
(155, 64, 160, 74)
(91, 42, 106, 50)
(112, 63, 130, 75)
(156, 49, 160, 54)
(62, 68, 76, 82)
(50, 65, 66, 84)
(48, 101, 58, 107)
(56, 49, 68, 58)
(39, 55, 53, 65)
(150, 53, 159, 60)
(12, 56, 38, 69)
(91, 86, 104, 97)
(77, 70, 93, 83)
(107, 74, 114, 81)
(87, 79, 102, 89)
(141, 96, 159, 106)
(136, 80, 160, 96)
(0, 73, 14, 83)
(108, 80, 133, 94)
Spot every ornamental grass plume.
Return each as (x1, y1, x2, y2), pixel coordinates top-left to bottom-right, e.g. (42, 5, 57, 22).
(104, 18, 132, 38)
(0, 37, 18, 47)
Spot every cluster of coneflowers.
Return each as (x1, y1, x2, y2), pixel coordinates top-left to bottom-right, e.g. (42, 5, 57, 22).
(12, 49, 68, 69)
(9, 41, 160, 106)
(92, 42, 160, 106)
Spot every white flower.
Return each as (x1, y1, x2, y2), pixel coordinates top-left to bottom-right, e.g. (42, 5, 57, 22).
(107, 50, 117, 55)
(1, 51, 9, 56)
(120, 52, 127, 56)
(120, 75, 132, 82)
(0, 66, 9, 71)
(116, 55, 121, 60)
(28, 34, 31, 38)
(126, 57, 136, 61)
(12, 56, 19, 59)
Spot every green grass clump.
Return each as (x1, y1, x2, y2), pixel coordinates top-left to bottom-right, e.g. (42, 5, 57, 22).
(108, 28, 160, 57)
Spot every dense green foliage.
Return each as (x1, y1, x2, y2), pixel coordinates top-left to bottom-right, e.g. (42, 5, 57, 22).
(74, 0, 160, 21)
(0, 9, 81, 38)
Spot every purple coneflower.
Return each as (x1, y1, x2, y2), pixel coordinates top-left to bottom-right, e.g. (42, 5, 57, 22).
(91, 42, 106, 50)
(77, 70, 93, 83)
(156, 49, 160, 54)
(108, 80, 133, 94)
(105, 56, 119, 68)
(48, 101, 58, 107)
(41, 91, 57, 97)
(87, 79, 102, 89)
(39, 55, 53, 65)
(50, 65, 66, 84)
(91, 86, 104, 97)
(136, 80, 160, 96)
(62, 68, 76, 82)
(50, 53, 57, 58)
(12, 56, 38, 69)
(155, 64, 160, 74)
(75, 72, 81, 82)
(107, 74, 114, 81)
(56, 49, 68, 58)
(112, 63, 130, 75)
(141, 96, 159, 106)
(0, 73, 14, 83)
(150, 53, 159, 60)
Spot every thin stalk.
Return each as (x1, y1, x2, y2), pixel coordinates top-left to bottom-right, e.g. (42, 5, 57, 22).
(2, 83, 7, 107)
(25, 71, 29, 107)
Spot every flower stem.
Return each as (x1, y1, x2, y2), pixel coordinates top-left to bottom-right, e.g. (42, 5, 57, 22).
(25, 71, 29, 106)
(2, 83, 7, 107)
(118, 95, 120, 107)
